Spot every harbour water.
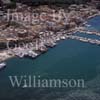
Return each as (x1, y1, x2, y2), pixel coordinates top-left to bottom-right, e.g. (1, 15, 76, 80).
(74, 32, 100, 40)
(0, 16, 100, 100)
(86, 15, 100, 32)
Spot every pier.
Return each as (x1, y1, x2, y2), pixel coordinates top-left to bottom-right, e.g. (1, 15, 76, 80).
(77, 29, 100, 36)
(66, 35, 100, 45)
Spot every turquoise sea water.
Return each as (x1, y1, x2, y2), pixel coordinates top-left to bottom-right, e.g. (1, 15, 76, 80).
(0, 16, 100, 100)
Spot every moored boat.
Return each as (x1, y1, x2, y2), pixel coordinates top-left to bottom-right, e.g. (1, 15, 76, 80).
(0, 62, 6, 70)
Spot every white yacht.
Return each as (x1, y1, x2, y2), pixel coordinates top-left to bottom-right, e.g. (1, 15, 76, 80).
(0, 62, 6, 70)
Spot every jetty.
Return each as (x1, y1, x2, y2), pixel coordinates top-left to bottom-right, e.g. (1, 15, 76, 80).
(77, 29, 100, 36)
(66, 35, 100, 45)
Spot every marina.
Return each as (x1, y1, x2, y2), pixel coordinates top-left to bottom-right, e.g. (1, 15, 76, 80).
(0, 2, 100, 62)
(1, 27, 100, 61)
(5, 26, 100, 60)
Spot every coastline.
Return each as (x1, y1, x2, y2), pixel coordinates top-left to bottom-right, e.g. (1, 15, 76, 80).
(0, 14, 100, 63)
(0, 50, 15, 62)
(0, 4, 100, 63)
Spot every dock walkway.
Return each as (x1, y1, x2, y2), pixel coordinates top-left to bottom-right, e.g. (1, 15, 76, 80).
(66, 35, 100, 45)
